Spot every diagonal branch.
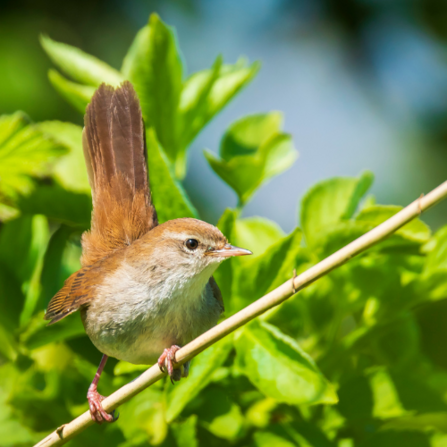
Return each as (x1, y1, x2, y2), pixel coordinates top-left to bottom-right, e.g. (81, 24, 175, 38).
(35, 180, 447, 447)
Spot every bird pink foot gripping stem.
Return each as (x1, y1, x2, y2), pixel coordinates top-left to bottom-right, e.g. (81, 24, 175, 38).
(44, 82, 251, 423)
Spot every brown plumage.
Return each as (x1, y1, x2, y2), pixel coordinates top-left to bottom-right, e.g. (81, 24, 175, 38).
(81, 81, 158, 266)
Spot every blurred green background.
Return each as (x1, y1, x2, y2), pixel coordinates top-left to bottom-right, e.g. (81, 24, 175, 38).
(1, 1, 447, 447)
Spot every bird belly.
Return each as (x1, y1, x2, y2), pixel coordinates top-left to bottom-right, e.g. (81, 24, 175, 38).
(81, 266, 221, 365)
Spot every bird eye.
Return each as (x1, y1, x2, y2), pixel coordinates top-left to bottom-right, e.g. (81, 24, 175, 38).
(185, 239, 199, 250)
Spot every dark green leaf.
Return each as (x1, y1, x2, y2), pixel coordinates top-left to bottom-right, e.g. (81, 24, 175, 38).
(17, 184, 91, 228)
(171, 415, 198, 447)
(165, 335, 233, 422)
(21, 312, 85, 350)
(194, 387, 244, 440)
(37, 225, 73, 314)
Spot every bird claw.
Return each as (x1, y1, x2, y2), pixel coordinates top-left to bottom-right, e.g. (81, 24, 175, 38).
(158, 345, 189, 383)
(87, 386, 117, 424)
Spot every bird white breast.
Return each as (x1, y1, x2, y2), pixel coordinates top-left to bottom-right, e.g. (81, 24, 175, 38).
(82, 259, 222, 365)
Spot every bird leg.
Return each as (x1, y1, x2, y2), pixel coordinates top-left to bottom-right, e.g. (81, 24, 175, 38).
(158, 345, 189, 383)
(87, 355, 117, 424)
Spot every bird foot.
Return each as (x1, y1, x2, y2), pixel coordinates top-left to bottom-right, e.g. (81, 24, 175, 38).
(158, 345, 189, 384)
(87, 385, 118, 424)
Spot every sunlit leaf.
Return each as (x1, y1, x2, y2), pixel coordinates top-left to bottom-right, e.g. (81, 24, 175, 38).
(146, 129, 198, 223)
(253, 431, 296, 447)
(300, 171, 373, 248)
(38, 121, 90, 192)
(48, 70, 96, 113)
(41, 35, 122, 86)
(356, 205, 431, 244)
(205, 113, 297, 206)
(235, 321, 337, 405)
(124, 14, 182, 171)
(213, 208, 237, 306)
(234, 216, 285, 258)
(231, 227, 303, 313)
(179, 57, 259, 152)
(0, 112, 67, 204)
(178, 56, 223, 150)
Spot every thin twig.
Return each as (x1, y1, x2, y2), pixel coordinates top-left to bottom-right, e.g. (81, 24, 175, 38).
(35, 180, 447, 447)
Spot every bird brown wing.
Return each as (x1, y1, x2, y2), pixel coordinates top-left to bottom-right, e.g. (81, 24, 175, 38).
(44, 265, 98, 325)
(81, 81, 158, 266)
(209, 276, 224, 313)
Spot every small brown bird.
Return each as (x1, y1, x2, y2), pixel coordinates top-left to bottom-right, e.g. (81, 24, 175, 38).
(44, 81, 251, 423)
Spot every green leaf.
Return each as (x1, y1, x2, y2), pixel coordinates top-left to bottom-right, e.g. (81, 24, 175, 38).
(220, 112, 283, 161)
(178, 56, 223, 149)
(205, 113, 297, 206)
(17, 184, 92, 229)
(38, 121, 90, 192)
(300, 171, 374, 248)
(0, 214, 48, 325)
(0, 215, 45, 284)
(343, 171, 375, 219)
(0, 111, 28, 146)
(423, 226, 447, 273)
(21, 312, 85, 350)
(0, 324, 18, 362)
(171, 415, 198, 447)
(231, 227, 303, 314)
(234, 216, 285, 258)
(235, 320, 337, 405)
(0, 112, 67, 203)
(179, 57, 259, 152)
(37, 225, 73, 314)
(253, 431, 296, 447)
(19, 215, 50, 325)
(206, 58, 260, 126)
(0, 267, 24, 331)
(194, 387, 244, 440)
(48, 70, 95, 114)
(318, 205, 431, 258)
(146, 129, 198, 223)
(213, 208, 237, 306)
(124, 14, 183, 171)
(369, 368, 407, 419)
(41, 35, 122, 86)
(165, 335, 233, 422)
(416, 226, 447, 301)
(356, 205, 431, 244)
(117, 387, 168, 445)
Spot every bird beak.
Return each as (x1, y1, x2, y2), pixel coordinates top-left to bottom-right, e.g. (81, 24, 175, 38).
(207, 244, 252, 257)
